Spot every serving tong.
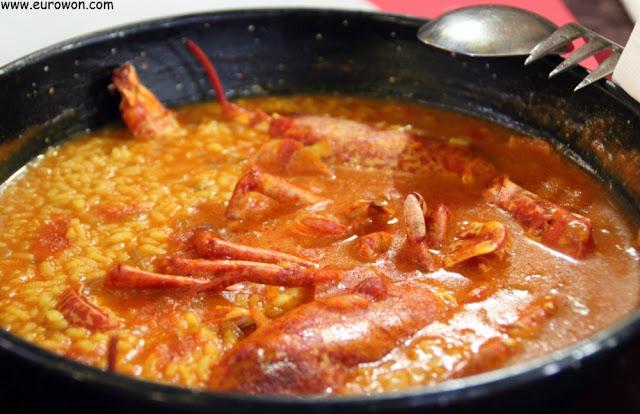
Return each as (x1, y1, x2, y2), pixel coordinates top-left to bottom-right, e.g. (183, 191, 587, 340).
(525, 23, 624, 91)
(526, 21, 640, 102)
(418, 5, 640, 102)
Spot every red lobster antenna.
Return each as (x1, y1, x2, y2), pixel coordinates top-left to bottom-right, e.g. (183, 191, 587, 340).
(184, 39, 230, 108)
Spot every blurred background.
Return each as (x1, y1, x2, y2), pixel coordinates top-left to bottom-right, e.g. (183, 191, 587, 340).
(0, 0, 637, 66)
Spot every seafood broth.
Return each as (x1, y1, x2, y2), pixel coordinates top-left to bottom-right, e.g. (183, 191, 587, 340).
(0, 94, 638, 395)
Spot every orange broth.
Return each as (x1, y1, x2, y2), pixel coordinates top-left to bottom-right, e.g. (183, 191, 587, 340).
(0, 95, 637, 393)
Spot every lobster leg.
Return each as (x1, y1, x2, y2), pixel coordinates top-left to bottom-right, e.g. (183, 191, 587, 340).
(185, 39, 270, 128)
(104, 264, 210, 290)
(226, 169, 325, 221)
(483, 175, 595, 259)
(106, 335, 119, 371)
(403, 192, 436, 271)
(426, 203, 451, 248)
(191, 228, 316, 267)
(106, 258, 341, 293)
(172, 257, 342, 294)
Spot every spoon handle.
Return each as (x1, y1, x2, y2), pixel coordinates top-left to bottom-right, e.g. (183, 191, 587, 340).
(612, 21, 640, 102)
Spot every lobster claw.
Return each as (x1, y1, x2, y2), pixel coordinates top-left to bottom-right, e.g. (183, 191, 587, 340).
(484, 175, 595, 259)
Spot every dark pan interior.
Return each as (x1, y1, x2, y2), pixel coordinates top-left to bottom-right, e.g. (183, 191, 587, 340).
(1, 8, 640, 413)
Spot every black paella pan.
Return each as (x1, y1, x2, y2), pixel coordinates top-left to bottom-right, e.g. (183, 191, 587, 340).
(0, 8, 639, 413)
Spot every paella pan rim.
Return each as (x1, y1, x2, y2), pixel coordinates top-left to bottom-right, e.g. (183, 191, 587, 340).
(0, 8, 639, 412)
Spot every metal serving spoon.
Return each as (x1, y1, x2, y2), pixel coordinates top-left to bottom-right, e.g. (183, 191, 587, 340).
(417, 5, 559, 57)
(417, 5, 640, 101)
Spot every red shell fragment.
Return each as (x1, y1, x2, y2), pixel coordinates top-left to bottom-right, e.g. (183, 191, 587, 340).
(112, 62, 180, 140)
(56, 284, 121, 330)
(442, 222, 509, 268)
(357, 231, 392, 262)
